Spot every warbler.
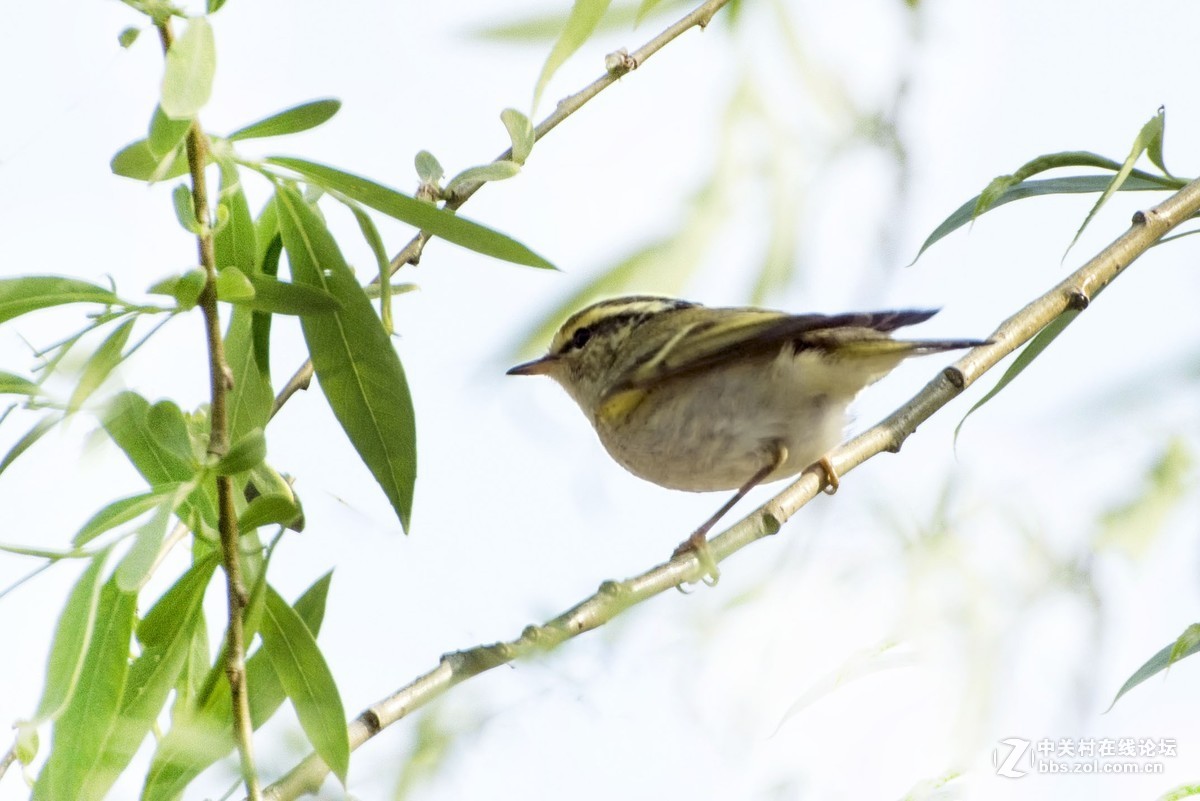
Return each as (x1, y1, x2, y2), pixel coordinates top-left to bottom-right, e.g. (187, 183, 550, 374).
(508, 296, 987, 578)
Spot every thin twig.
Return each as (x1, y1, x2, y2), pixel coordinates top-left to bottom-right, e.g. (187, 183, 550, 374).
(156, 20, 261, 801)
(270, 0, 734, 417)
(260, 180, 1200, 800)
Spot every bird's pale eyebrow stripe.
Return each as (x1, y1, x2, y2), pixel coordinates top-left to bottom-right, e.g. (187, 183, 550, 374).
(553, 298, 696, 354)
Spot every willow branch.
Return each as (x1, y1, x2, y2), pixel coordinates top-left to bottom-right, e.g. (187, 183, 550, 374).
(259, 178, 1200, 799)
(270, 0, 733, 417)
(156, 20, 260, 801)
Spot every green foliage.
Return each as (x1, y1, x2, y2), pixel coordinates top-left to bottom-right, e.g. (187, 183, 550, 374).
(161, 17, 216, 119)
(532, 0, 613, 111)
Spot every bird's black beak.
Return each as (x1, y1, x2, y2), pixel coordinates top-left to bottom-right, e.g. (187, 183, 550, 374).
(506, 355, 559, 376)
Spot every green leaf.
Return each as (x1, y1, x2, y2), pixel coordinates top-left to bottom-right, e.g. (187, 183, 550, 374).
(216, 427, 266, 475)
(29, 552, 109, 725)
(228, 99, 342, 141)
(414, 150, 444, 185)
(73, 483, 186, 547)
(266, 156, 555, 270)
(207, 0, 228, 12)
(213, 160, 257, 273)
(117, 26, 140, 48)
(261, 583, 349, 784)
(147, 400, 197, 466)
(0, 413, 58, 478)
(445, 160, 522, 194)
(1096, 438, 1192, 558)
(0, 371, 41, 397)
(171, 183, 201, 233)
(0, 276, 119, 324)
(275, 185, 417, 530)
(148, 268, 207, 310)
(80, 556, 217, 800)
(913, 174, 1178, 262)
(1067, 110, 1168, 256)
(67, 319, 135, 414)
(234, 275, 340, 315)
(161, 16, 216, 119)
(532, 0, 613, 111)
(32, 576, 137, 801)
(500, 108, 534, 164)
(1109, 623, 1200, 711)
(147, 104, 191, 158)
(111, 138, 190, 182)
(224, 307, 273, 446)
(343, 200, 393, 333)
(636, 0, 668, 22)
(215, 265, 256, 302)
(115, 482, 192, 591)
(238, 493, 301, 531)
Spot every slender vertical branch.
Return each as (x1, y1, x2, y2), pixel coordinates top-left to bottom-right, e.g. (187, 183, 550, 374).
(156, 20, 260, 801)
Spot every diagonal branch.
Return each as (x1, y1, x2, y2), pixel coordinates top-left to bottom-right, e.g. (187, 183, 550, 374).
(270, 0, 734, 417)
(259, 180, 1200, 799)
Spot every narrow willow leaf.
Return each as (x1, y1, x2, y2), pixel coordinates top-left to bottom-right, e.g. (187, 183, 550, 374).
(1108, 623, 1200, 711)
(32, 577, 136, 801)
(232, 275, 341, 315)
(532, 0, 613, 112)
(912, 174, 1178, 262)
(141, 572, 332, 800)
(1067, 110, 1168, 256)
(117, 27, 140, 48)
(0, 276, 118, 324)
(29, 552, 109, 725)
(225, 307, 273, 446)
(414, 150, 444, 184)
(67, 319, 135, 414)
(81, 556, 217, 800)
(73, 483, 185, 546)
(261, 584, 349, 784)
(0, 413, 58, 478)
(445, 160, 522, 194)
(147, 105, 191, 158)
(214, 160, 257, 273)
(111, 139, 190, 182)
(636, 0, 668, 22)
(275, 185, 417, 530)
(266, 156, 555, 269)
(215, 427, 266, 475)
(161, 17, 216, 119)
(972, 151, 1131, 218)
(1096, 438, 1192, 558)
(500, 108, 534, 163)
(343, 201, 393, 333)
(115, 483, 191, 591)
(215, 265, 255, 302)
(227, 99, 342, 141)
(0, 371, 41, 397)
(1146, 106, 1172, 177)
(238, 493, 301, 531)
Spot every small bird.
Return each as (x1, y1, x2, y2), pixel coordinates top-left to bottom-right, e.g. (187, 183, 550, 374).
(508, 295, 987, 580)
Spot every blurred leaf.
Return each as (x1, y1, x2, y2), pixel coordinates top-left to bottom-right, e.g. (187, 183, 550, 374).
(115, 482, 192, 591)
(32, 577, 137, 801)
(1109, 623, 1200, 710)
(275, 185, 417, 530)
(171, 183, 201, 233)
(0, 413, 58, 478)
(1096, 438, 1192, 558)
(0, 371, 41, 397)
(1156, 784, 1200, 801)
(111, 138, 190, 182)
(0, 276, 119, 324)
(261, 584, 349, 784)
(73, 483, 186, 546)
(228, 99, 341, 141)
(500, 108, 534, 164)
(207, 0, 228, 12)
(161, 16, 216, 119)
(215, 265, 255, 302)
(214, 160, 257, 273)
(1067, 110, 1168, 256)
(28, 552, 109, 725)
(67, 319, 135, 414)
(238, 493, 301, 531)
(117, 27, 140, 48)
(216, 427, 266, 475)
(147, 104, 191, 158)
(635, 0, 667, 22)
(225, 307, 273, 446)
(913, 174, 1179, 262)
(148, 268, 207, 310)
(414, 150, 444, 184)
(772, 642, 914, 734)
(266, 156, 555, 269)
(445, 160, 522, 195)
(532, 0, 612, 112)
(472, 0, 683, 40)
(147, 400, 197, 466)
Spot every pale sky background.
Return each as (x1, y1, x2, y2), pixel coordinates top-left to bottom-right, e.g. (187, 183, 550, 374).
(1, 1, 1199, 800)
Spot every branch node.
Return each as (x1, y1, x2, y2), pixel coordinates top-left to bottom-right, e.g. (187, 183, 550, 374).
(359, 709, 383, 736)
(1067, 289, 1091, 310)
(604, 48, 638, 76)
(760, 511, 781, 537)
(1131, 209, 1147, 225)
(942, 365, 966, 389)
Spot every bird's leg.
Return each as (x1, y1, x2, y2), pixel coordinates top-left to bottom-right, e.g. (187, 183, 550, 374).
(672, 443, 789, 586)
(817, 455, 839, 495)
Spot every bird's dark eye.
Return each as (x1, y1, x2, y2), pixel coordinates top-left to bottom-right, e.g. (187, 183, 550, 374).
(571, 326, 592, 349)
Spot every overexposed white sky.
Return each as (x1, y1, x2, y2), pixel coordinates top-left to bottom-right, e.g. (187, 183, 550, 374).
(2, 1, 1199, 800)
